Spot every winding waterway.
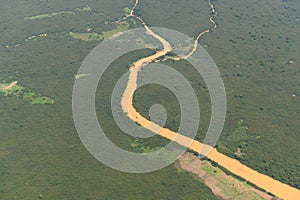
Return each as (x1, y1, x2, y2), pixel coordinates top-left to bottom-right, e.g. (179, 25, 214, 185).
(120, 1, 300, 199)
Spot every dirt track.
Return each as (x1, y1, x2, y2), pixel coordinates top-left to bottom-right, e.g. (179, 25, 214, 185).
(0, 81, 17, 90)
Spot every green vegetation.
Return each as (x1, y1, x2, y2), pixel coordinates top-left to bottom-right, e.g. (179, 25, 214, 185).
(201, 157, 275, 197)
(0, 82, 54, 105)
(141, 146, 161, 153)
(51, 11, 75, 16)
(130, 139, 164, 153)
(22, 91, 36, 100)
(69, 21, 129, 41)
(102, 22, 130, 39)
(201, 165, 221, 176)
(180, 155, 270, 199)
(69, 32, 103, 41)
(24, 6, 92, 21)
(123, 7, 131, 15)
(0, 40, 217, 200)
(218, 119, 261, 159)
(130, 142, 139, 148)
(1, 0, 299, 199)
(75, 6, 92, 12)
(0, 84, 24, 97)
(74, 73, 91, 79)
(137, 0, 300, 189)
(29, 95, 54, 105)
(24, 14, 51, 20)
(24, 11, 75, 20)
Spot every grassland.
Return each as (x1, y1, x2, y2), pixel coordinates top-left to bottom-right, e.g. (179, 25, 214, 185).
(69, 21, 130, 41)
(69, 32, 103, 41)
(0, 81, 54, 105)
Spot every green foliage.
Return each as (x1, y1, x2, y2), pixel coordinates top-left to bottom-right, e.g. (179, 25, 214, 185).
(75, 6, 92, 12)
(102, 22, 130, 39)
(24, 11, 75, 20)
(92, 48, 218, 199)
(1, 85, 24, 97)
(0, 82, 53, 105)
(141, 146, 161, 153)
(69, 32, 103, 41)
(24, 14, 52, 20)
(69, 21, 129, 41)
(22, 91, 35, 100)
(1, 0, 300, 199)
(123, 7, 131, 14)
(201, 165, 221, 176)
(30, 95, 54, 105)
(217, 119, 264, 161)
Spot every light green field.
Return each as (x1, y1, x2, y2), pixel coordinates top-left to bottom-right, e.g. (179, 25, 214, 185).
(24, 14, 51, 20)
(75, 6, 92, 12)
(102, 22, 130, 39)
(69, 32, 103, 41)
(24, 11, 75, 20)
(69, 21, 130, 41)
(0, 81, 54, 105)
(201, 164, 221, 176)
(0, 83, 24, 97)
(123, 7, 131, 14)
